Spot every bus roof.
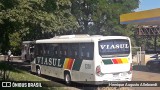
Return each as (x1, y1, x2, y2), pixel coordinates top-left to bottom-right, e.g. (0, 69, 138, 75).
(36, 35, 130, 43)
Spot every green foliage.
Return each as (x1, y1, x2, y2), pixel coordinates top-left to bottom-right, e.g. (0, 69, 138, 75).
(0, 0, 78, 54)
(5, 0, 78, 35)
(0, 0, 141, 54)
(9, 32, 21, 55)
(71, 0, 139, 35)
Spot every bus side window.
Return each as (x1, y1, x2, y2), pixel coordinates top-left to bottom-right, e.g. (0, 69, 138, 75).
(34, 45, 38, 56)
(68, 43, 79, 58)
(62, 44, 68, 57)
(58, 44, 62, 57)
(80, 43, 94, 60)
(36, 44, 43, 56)
(42, 44, 45, 55)
(86, 43, 94, 60)
(53, 44, 62, 57)
(79, 44, 86, 59)
(50, 44, 58, 57)
(54, 46, 58, 57)
(72, 44, 79, 58)
(43, 44, 50, 56)
(49, 44, 54, 56)
(68, 43, 73, 58)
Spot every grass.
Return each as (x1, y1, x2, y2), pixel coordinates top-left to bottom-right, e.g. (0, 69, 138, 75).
(9, 68, 47, 81)
(0, 61, 67, 90)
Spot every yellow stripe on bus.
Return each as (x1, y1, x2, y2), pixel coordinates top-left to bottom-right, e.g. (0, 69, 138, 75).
(121, 58, 128, 64)
(64, 58, 69, 69)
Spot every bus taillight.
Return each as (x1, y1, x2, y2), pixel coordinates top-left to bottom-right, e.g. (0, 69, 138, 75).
(96, 65, 103, 76)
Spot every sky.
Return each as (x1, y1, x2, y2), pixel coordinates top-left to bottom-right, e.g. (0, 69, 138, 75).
(135, 0, 160, 11)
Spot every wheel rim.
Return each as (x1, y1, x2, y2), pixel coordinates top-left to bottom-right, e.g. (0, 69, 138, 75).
(37, 69, 41, 75)
(65, 74, 70, 84)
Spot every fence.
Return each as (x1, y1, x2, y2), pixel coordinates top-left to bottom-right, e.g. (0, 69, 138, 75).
(132, 47, 146, 65)
(0, 55, 21, 61)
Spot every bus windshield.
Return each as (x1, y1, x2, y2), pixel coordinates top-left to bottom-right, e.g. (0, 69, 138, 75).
(99, 39, 130, 58)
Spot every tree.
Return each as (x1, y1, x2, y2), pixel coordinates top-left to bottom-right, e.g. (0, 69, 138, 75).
(9, 32, 21, 55)
(6, 0, 78, 39)
(71, 0, 139, 35)
(0, 0, 140, 54)
(0, 0, 78, 54)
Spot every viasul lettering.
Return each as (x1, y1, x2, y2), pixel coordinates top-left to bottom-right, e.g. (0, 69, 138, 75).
(100, 44, 129, 50)
(36, 57, 62, 68)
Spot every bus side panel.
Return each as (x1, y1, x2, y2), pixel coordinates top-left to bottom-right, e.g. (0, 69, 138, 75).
(71, 71, 94, 82)
(71, 60, 94, 82)
(41, 65, 64, 79)
(71, 71, 80, 81)
(31, 63, 36, 72)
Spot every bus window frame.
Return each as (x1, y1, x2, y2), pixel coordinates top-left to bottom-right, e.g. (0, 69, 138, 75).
(34, 42, 94, 60)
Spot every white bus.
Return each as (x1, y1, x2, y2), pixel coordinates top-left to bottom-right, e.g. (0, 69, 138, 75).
(31, 35, 132, 84)
(21, 41, 34, 62)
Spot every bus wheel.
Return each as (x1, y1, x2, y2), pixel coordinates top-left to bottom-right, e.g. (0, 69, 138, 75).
(36, 66, 41, 76)
(64, 73, 71, 85)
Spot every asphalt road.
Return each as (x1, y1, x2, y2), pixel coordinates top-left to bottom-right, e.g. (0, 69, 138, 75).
(133, 65, 160, 81)
(130, 65, 160, 90)
(4, 60, 160, 90)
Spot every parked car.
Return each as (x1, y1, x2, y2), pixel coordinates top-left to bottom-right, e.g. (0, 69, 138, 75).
(146, 59, 160, 71)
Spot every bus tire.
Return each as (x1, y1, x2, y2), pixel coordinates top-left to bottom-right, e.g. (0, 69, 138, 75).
(64, 72, 71, 85)
(36, 66, 41, 76)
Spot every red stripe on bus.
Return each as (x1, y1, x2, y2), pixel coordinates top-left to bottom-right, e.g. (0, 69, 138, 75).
(112, 59, 118, 64)
(67, 59, 74, 70)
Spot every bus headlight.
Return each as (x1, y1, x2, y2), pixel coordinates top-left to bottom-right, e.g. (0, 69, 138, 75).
(96, 65, 104, 76)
